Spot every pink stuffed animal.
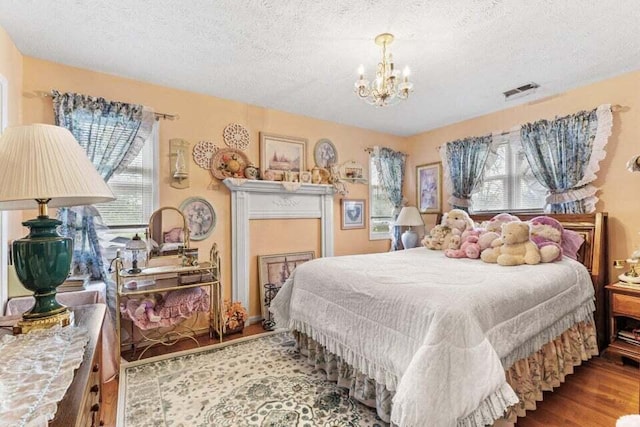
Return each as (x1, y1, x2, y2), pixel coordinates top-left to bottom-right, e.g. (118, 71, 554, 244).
(441, 209, 474, 251)
(445, 229, 481, 259)
(135, 294, 162, 322)
(529, 216, 563, 263)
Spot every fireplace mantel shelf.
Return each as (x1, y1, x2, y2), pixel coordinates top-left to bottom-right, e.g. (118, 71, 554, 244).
(223, 178, 335, 195)
(223, 178, 336, 320)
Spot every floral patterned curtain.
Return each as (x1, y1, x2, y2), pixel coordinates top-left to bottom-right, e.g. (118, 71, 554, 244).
(441, 135, 492, 211)
(520, 105, 612, 213)
(52, 90, 155, 279)
(373, 147, 407, 251)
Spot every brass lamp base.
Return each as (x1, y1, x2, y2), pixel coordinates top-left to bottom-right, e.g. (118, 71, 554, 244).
(13, 309, 74, 335)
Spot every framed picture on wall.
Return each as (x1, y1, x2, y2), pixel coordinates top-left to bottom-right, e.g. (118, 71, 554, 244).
(341, 199, 366, 229)
(416, 162, 442, 213)
(258, 251, 315, 327)
(259, 133, 307, 180)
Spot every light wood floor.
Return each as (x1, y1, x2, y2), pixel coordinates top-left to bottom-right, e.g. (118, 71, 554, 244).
(102, 324, 639, 427)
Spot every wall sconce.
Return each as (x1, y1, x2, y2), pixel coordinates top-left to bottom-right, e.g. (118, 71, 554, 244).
(170, 138, 190, 189)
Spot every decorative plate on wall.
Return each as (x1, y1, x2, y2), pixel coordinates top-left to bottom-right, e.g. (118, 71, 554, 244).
(210, 148, 250, 179)
(314, 138, 338, 168)
(223, 123, 251, 151)
(180, 197, 216, 241)
(193, 140, 219, 169)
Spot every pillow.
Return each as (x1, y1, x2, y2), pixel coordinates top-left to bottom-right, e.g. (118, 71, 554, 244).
(562, 229, 585, 260)
(163, 227, 184, 243)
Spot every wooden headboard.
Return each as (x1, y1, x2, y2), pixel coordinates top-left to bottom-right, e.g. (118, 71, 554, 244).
(470, 213, 608, 348)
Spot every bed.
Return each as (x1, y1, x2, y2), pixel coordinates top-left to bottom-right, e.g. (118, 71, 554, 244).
(270, 213, 607, 427)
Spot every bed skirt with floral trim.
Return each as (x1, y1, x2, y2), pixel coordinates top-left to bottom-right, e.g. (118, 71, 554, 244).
(293, 320, 598, 425)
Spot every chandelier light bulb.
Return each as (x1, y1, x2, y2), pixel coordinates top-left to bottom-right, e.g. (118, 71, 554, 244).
(354, 33, 413, 107)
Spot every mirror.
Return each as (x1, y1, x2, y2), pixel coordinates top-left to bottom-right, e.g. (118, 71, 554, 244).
(147, 207, 190, 258)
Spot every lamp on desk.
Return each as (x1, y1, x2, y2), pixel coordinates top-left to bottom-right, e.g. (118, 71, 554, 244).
(0, 124, 115, 333)
(395, 206, 424, 249)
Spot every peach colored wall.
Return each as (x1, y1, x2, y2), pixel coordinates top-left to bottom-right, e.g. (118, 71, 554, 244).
(406, 70, 640, 283)
(21, 56, 406, 303)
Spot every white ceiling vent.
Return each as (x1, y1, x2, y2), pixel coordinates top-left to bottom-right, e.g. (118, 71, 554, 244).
(503, 82, 540, 101)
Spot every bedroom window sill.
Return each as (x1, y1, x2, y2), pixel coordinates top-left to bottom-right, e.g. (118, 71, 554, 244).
(369, 232, 391, 241)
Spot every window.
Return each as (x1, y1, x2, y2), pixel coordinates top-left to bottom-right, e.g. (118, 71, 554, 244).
(471, 133, 546, 213)
(369, 155, 394, 240)
(94, 123, 158, 227)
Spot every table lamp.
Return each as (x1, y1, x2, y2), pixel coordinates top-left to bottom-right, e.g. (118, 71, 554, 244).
(395, 206, 424, 249)
(125, 233, 147, 274)
(0, 124, 115, 333)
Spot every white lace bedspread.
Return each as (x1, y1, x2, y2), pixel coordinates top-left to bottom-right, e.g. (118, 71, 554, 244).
(0, 325, 89, 427)
(270, 248, 595, 427)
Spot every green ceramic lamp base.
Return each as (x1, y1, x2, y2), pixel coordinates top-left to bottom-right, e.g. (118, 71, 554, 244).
(13, 214, 73, 320)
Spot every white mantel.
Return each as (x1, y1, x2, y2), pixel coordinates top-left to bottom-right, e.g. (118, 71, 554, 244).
(223, 178, 335, 317)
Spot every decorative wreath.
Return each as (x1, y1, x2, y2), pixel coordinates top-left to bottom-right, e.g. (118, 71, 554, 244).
(193, 140, 219, 169)
(223, 123, 250, 151)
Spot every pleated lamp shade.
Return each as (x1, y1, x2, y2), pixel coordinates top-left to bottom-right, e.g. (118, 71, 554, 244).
(395, 206, 424, 226)
(0, 124, 115, 210)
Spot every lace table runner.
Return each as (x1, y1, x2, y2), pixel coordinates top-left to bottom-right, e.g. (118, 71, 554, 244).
(0, 325, 89, 427)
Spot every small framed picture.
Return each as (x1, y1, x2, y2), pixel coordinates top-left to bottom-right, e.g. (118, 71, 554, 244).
(416, 162, 442, 214)
(259, 133, 307, 181)
(341, 199, 366, 230)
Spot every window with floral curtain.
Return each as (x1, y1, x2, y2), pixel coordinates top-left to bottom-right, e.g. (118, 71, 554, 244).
(520, 104, 612, 213)
(372, 147, 407, 250)
(441, 135, 492, 212)
(52, 90, 155, 322)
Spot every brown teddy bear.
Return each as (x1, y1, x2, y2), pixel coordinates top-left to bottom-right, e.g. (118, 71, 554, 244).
(480, 221, 541, 266)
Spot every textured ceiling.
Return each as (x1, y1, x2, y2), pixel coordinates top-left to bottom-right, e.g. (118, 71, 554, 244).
(1, 1, 639, 136)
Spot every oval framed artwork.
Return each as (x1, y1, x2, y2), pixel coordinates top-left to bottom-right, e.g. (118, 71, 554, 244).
(179, 197, 217, 241)
(313, 138, 338, 168)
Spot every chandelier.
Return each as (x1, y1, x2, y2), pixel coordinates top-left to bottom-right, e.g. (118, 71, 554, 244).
(354, 33, 413, 107)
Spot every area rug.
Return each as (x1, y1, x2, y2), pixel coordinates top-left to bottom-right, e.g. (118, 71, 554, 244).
(119, 332, 385, 426)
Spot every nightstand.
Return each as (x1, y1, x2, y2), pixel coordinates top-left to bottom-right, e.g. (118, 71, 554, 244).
(605, 283, 640, 363)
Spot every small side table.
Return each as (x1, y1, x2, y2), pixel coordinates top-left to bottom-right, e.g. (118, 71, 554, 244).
(605, 283, 640, 363)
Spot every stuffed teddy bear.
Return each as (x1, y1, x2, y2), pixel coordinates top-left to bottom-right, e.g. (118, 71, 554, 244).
(422, 224, 452, 250)
(477, 213, 521, 251)
(445, 229, 481, 259)
(135, 294, 162, 322)
(481, 221, 541, 266)
(528, 216, 563, 263)
(440, 209, 474, 250)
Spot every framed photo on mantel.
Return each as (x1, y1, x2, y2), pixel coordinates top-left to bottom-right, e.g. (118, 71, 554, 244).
(259, 132, 307, 181)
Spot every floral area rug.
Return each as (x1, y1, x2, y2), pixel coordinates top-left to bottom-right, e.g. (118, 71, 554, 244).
(121, 332, 385, 426)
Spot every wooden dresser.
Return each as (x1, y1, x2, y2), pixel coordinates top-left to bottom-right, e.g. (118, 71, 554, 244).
(50, 304, 106, 427)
